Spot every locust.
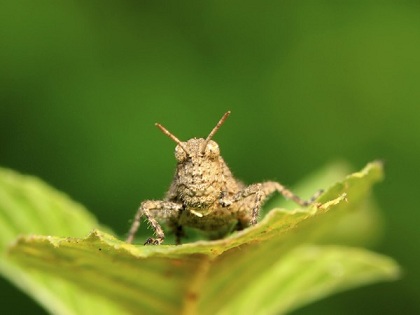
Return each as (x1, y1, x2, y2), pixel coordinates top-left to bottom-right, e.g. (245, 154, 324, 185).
(126, 111, 319, 245)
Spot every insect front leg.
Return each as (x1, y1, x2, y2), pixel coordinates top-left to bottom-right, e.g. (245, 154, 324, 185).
(126, 200, 183, 245)
(219, 183, 264, 226)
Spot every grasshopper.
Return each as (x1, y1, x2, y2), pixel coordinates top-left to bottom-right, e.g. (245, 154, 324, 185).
(126, 111, 319, 245)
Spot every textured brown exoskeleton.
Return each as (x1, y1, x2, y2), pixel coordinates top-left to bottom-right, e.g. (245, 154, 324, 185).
(126, 111, 320, 245)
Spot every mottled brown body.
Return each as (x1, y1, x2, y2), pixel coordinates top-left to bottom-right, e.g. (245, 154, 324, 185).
(126, 112, 319, 245)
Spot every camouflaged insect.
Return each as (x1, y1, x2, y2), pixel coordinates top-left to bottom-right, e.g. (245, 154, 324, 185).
(126, 111, 319, 245)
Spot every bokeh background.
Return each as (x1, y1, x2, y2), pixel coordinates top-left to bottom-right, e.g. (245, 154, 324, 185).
(1, 1, 419, 314)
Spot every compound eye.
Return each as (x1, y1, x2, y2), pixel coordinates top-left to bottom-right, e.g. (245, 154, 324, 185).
(205, 140, 220, 158)
(175, 144, 188, 161)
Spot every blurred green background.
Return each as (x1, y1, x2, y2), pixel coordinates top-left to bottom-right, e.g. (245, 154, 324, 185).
(1, 1, 419, 314)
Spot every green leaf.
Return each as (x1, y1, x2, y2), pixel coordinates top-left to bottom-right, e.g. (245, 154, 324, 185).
(0, 167, 126, 315)
(212, 245, 398, 315)
(264, 160, 385, 247)
(2, 161, 400, 314)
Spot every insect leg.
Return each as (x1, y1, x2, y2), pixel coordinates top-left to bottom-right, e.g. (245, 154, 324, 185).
(260, 181, 322, 206)
(126, 200, 182, 245)
(220, 181, 321, 226)
(219, 183, 264, 225)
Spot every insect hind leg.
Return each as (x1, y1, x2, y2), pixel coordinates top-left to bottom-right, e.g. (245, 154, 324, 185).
(220, 181, 321, 227)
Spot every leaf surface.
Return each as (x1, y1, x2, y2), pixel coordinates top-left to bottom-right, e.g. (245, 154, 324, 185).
(0, 168, 126, 315)
(2, 162, 400, 314)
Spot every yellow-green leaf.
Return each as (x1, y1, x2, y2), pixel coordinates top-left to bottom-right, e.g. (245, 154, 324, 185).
(0, 167, 126, 315)
(2, 161, 400, 314)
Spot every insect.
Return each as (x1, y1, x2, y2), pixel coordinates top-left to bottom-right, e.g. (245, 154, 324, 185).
(126, 111, 320, 245)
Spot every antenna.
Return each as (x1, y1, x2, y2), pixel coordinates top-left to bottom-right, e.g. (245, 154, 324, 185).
(201, 111, 231, 153)
(155, 123, 190, 154)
